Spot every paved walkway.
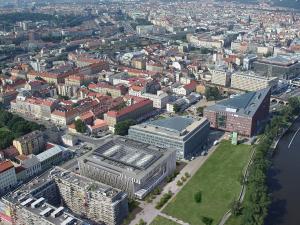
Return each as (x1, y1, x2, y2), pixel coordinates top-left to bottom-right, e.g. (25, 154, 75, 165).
(159, 212, 189, 225)
(129, 144, 219, 225)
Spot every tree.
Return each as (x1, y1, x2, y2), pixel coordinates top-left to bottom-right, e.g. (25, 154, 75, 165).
(288, 97, 300, 115)
(231, 200, 242, 216)
(201, 216, 213, 225)
(196, 106, 204, 115)
(137, 219, 147, 225)
(75, 119, 86, 133)
(205, 86, 221, 101)
(194, 191, 202, 203)
(173, 104, 181, 113)
(114, 119, 136, 135)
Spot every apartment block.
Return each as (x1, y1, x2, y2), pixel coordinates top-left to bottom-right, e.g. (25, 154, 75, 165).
(13, 131, 45, 155)
(231, 72, 278, 92)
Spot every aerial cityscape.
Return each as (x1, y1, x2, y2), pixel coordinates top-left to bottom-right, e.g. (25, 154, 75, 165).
(0, 0, 300, 225)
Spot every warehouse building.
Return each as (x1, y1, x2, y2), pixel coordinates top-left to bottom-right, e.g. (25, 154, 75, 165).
(78, 136, 176, 199)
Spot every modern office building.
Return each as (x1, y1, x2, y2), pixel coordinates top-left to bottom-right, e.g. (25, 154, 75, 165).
(128, 116, 210, 159)
(231, 71, 278, 92)
(78, 136, 176, 199)
(253, 55, 300, 79)
(2, 167, 128, 225)
(204, 88, 271, 137)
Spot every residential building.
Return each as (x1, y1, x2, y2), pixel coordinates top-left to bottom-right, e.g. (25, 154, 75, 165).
(36, 144, 65, 170)
(210, 69, 231, 87)
(0, 160, 17, 194)
(231, 72, 278, 92)
(79, 136, 176, 199)
(104, 99, 153, 129)
(13, 131, 45, 155)
(2, 167, 128, 225)
(128, 116, 210, 159)
(204, 88, 271, 137)
(141, 91, 170, 109)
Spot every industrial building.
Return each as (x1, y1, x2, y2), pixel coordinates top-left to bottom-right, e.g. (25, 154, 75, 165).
(78, 136, 176, 199)
(128, 116, 210, 159)
(1, 167, 128, 225)
(204, 88, 271, 137)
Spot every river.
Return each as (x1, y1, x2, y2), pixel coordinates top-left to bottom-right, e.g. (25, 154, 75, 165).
(266, 117, 300, 225)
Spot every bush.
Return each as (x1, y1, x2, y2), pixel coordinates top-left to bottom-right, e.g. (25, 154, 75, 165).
(177, 180, 183, 186)
(194, 191, 202, 203)
(181, 176, 186, 182)
(185, 172, 191, 178)
(153, 187, 161, 195)
(155, 191, 173, 209)
(202, 216, 213, 225)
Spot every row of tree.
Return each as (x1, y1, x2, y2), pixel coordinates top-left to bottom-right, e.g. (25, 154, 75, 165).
(240, 97, 300, 225)
(0, 110, 44, 150)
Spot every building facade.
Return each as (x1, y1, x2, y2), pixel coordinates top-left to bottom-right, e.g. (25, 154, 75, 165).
(204, 88, 271, 137)
(231, 72, 278, 92)
(13, 131, 45, 155)
(78, 136, 176, 199)
(128, 116, 210, 159)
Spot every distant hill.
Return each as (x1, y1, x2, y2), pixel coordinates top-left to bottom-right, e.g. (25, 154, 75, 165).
(272, 0, 300, 10)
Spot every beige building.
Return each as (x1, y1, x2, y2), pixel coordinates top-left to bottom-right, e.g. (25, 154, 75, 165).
(231, 72, 278, 92)
(210, 69, 231, 87)
(13, 131, 45, 155)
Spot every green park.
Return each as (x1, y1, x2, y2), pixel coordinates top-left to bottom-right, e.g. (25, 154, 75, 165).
(163, 141, 252, 225)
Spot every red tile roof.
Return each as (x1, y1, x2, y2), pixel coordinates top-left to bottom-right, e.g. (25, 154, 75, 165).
(106, 99, 152, 118)
(0, 160, 14, 173)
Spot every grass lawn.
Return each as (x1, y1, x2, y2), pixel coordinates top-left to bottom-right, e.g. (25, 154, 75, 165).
(163, 141, 252, 225)
(225, 215, 242, 225)
(150, 216, 180, 225)
(0, 127, 9, 132)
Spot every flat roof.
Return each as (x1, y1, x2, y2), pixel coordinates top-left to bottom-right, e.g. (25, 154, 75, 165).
(80, 136, 175, 179)
(149, 116, 194, 133)
(130, 116, 209, 138)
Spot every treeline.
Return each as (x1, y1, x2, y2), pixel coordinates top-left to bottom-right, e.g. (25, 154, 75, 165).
(0, 12, 88, 28)
(0, 110, 44, 150)
(240, 97, 300, 225)
(0, 12, 57, 24)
